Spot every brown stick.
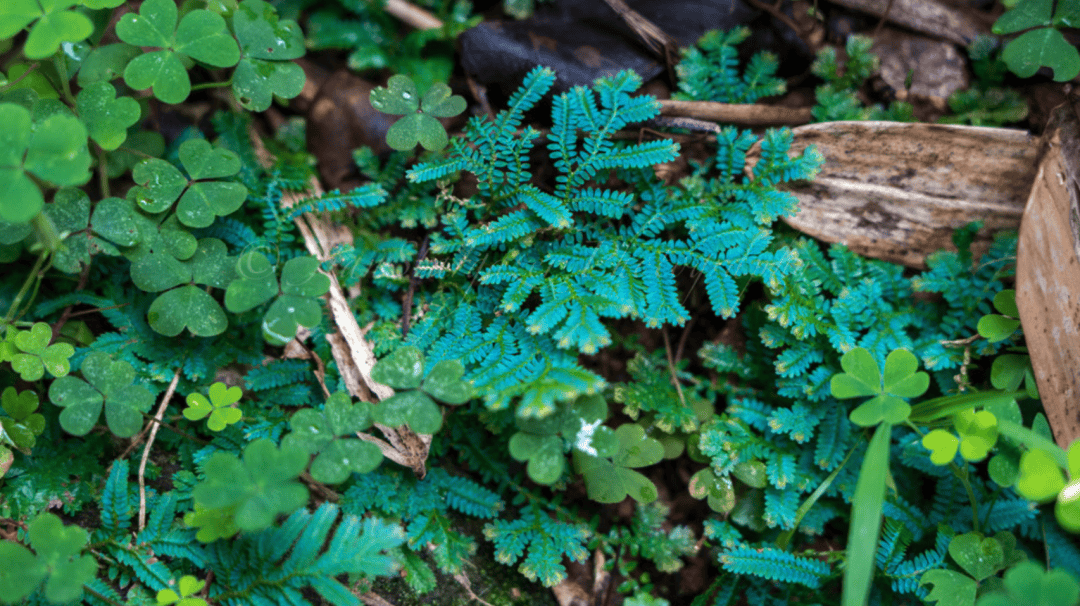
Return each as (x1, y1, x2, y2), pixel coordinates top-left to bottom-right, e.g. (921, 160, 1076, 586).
(138, 370, 181, 532)
(383, 0, 442, 30)
(658, 99, 813, 126)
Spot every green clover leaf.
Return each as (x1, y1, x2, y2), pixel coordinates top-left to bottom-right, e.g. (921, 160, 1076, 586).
(77, 43, 141, 86)
(183, 382, 243, 432)
(976, 561, 1080, 606)
(949, 532, 1007, 581)
(131, 139, 247, 227)
(509, 432, 566, 485)
(373, 390, 442, 434)
(75, 81, 140, 151)
(48, 351, 153, 437)
(0, 102, 92, 223)
(225, 253, 328, 344)
(954, 408, 999, 461)
(127, 214, 199, 292)
(0, 512, 97, 603)
(189, 438, 309, 539)
(688, 467, 736, 514)
(508, 394, 612, 485)
(573, 423, 663, 504)
(922, 429, 960, 466)
(0, 446, 12, 480)
(371, 346, 425, 389)
(45, 188, 140, 274)
(1001, 28, 1080, 82)
(281, 391, 382, 484)
(832, 347, 927, 427)
(147, 284, 228, 337)
(922, 570, 976, 606)
(369, 74, 420, 115)
(1057, 478, 1080, 533)
(7, 322, 75, 381)
(224, 251, 278, 312)
(991, 354, 1038, 398)
(0, 386, 46, 453)
(421, 359, 473, 404)
(156, 575, 208, 606)
(978, 290, 1022, 343)
(0, 0, 93, 60)
(231, 0, 305, 111)
(1015, 448, 1066, 502)
(370, 75, 465, 151)
(117, 0, 240, 103)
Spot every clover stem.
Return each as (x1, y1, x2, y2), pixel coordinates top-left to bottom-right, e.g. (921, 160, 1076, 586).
(52, 55, 75, 107)
(3, 251, 49, 326)
(97, 148, 110, 198)
(775, 439, 859, 550)
(81, 583, 126, 606)
(0, 62, 39, 93)
(949, 462, 980, 533)
(190, 79, 233, 91)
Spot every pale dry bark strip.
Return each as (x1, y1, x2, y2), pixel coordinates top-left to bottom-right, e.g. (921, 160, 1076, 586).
(658, 99, 813, 126)
(251, 130, 432, 475)
(138, 370, 181, 532)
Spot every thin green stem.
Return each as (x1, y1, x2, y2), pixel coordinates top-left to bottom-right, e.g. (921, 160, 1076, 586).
(0, 62, 40, 92)
(775, 440, 859, 550)
(98, 148, 110, 198)
(3, 252, 48, 326)
(13, 256, 54, 324)
(949, 462, 980, 532)
(190, 79, 233, 91)
(52, 55, 75, 107)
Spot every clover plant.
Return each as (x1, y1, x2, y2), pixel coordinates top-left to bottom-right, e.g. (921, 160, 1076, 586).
(369, 74, 466, 151)
(993, 0, 1080, 81)
(369, 346, 472, 435)
(183, 381, 243, 432)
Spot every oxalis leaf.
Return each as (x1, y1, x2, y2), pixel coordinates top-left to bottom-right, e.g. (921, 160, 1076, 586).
(48, 351, 153, 437)
(187, 438, 309, 540)
(45, 188, 140, 274)
(281, 391, 382, 484)
(572, 424, 662, 504)
(0, 386, 45, 453)
(0, 102, 91, 223)
(0, 512, 96, 604)
(370, 74, 465, 151)
(831, 347, 927, 427)
(117, 0, 239, 103)
(75, 81, 140, 151)
(4, 322, 75, 381)
(231, 0, 306, 111)
(0, 0, 93, 60)
(183, 382, 243, 432)
(130, 139, 247, 228)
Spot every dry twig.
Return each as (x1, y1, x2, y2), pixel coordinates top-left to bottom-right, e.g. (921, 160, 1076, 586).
(138, 370, 181, 532)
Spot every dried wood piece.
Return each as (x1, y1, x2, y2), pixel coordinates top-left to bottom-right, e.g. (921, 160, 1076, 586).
(828, 0, 985, 45)
(871, 28, 968, 105)
(658, 98, 812, 126)
(1016, 99, 1080, 449)
(383, 0, 442, 30)
(748, 121, 1039, 268)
